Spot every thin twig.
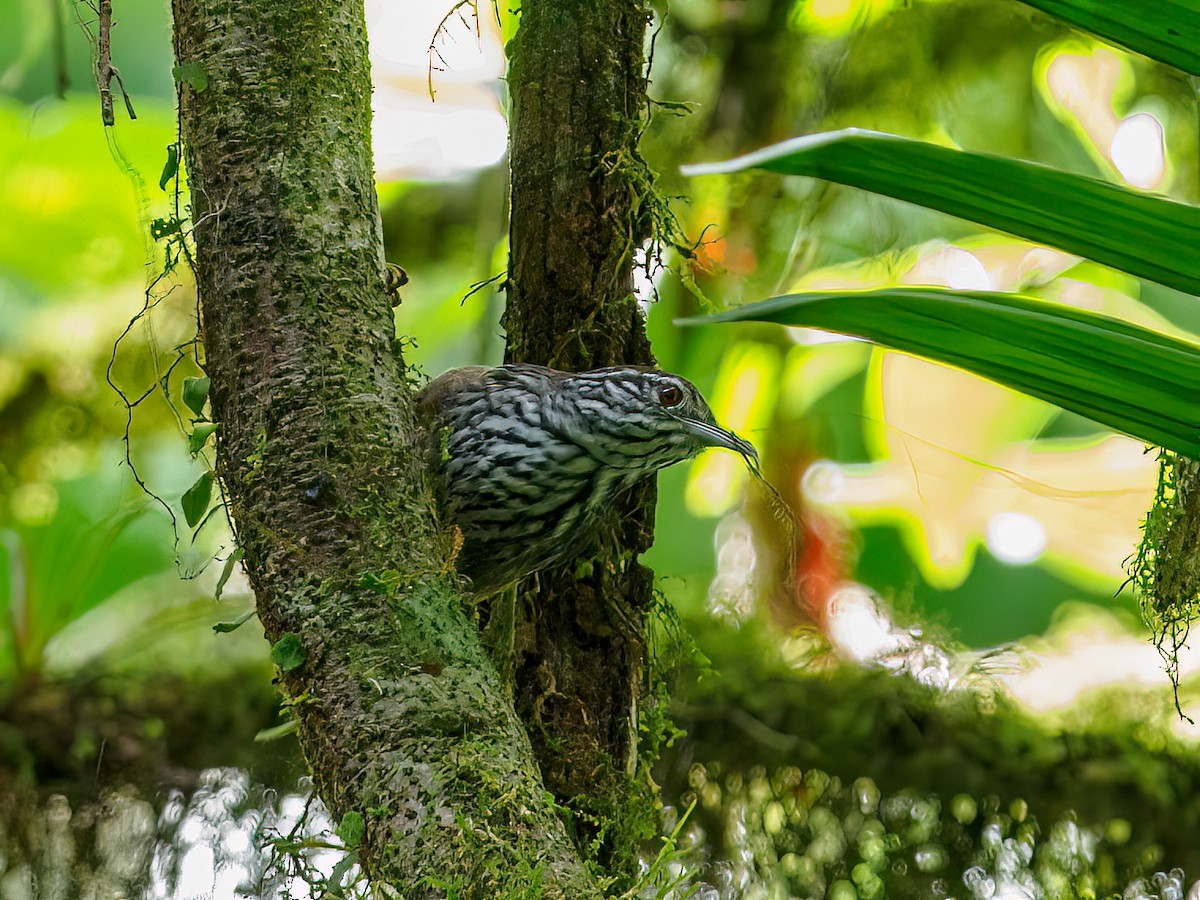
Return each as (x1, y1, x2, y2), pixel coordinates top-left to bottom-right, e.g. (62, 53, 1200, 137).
(460, 271, 503, 305)
(427, 0, 480, 101)
(95, 0, 136, 125)
(112, 68, 137, 119)
(97, 0, 114, 124)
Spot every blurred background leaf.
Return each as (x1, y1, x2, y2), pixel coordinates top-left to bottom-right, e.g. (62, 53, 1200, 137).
(684, 129, 1200, 295)
(1014, 0, 1200, 74)
(688, 287, 1200, 455)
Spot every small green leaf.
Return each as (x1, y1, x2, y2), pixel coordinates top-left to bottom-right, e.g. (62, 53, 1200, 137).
(359, 572, 388, 593)
(651, 98, 699, 115)
(254, 719, 299, 742)
(181, 472, 214, 528)
(173, 62, 209, 92)
(159, 144, 180, 191)
(215, 548, 245, 601)
(327, 851, 360, 888)
(182, 376, 211, 418)
(187, 422, 219, 455)
(271, 632, 306, 671)
(213, 609, 255, 633)
(335, 811, 365, 849)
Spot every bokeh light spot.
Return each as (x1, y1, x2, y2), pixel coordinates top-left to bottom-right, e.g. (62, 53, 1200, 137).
(10, 482, 57, 526)
(1111, 112, 1165, 190)
(986, 512, 1047, 565)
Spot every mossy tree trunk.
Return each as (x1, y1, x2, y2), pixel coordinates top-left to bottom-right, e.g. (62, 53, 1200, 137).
(504, 0, 661, 879)
(170, 1, 602, 894)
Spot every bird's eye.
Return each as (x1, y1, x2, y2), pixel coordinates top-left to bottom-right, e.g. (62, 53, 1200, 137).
(658, 384, 684, 407)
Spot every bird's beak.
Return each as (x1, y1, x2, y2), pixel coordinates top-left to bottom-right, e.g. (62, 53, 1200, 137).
(683, 418, 759, 466)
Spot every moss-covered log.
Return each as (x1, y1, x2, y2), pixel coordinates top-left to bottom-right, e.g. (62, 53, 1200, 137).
(504, 0, 661, 880)
(662, 624, 1200, 895)
(170, 1, 597, 894)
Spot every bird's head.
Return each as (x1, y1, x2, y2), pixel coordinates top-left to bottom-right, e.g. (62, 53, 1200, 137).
(562, 367, 758, 472)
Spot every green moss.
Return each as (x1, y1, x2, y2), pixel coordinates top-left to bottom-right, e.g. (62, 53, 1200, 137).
(1129, 451, 1200, 712)
(241, 429, 268, 484)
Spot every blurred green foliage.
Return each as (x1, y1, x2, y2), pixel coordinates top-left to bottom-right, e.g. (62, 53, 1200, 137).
(0, 475, 168, 680)
(3, 0, 1200, 895)
(0, 0, 175, 104)
(5, 0, 1194, 686)
(0, 5, 241, 697)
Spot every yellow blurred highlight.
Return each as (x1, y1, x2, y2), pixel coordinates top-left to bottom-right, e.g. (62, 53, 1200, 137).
(792, 247, 921, 292)
(1035, 40, 1168, 191)
(1036, 41, 1132, 159)
(781, 341, 869, 417)
(688, 452, 746, 521)
(811, 0, 857, 24)
(6, 164, 75, 217)
(685, 343, 780, 517)
(824, 410, 1155, 591)
(793, 236, 1161, 590)
(686, 177, 732, 240)
(858, 351, 1058, 588)
(0, 358, 24, 410)
(793, 0, 905, 38)
(11, 483, 58, 527)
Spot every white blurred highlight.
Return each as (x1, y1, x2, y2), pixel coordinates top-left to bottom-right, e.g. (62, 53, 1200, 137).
(367, 0, 507, 180)
(788, 329, 860, 346)
(801, 459, 846, 505)
(986, 512, 1047, 565)
(825, 584, 910, 665)
(820, 584, 1200, 727)
(1111, 113, 1166, 189)
(633, 243, 665, 307)
(177, 844, 216, 899)
(1042, 45, 1168, 191)
(999, 620, 1200, 717)
(820, 585, 958, 691)
(707, 515, 759, 621)
(902, 245, 991, 291)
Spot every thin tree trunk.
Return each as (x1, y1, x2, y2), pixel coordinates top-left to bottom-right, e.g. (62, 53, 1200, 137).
(170, 1, 598, 894)
(504, 0, 660, 879)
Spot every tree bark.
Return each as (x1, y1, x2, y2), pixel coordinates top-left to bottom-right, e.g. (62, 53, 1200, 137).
(504, 0, 660, 879)
(170, 1, 598, 894)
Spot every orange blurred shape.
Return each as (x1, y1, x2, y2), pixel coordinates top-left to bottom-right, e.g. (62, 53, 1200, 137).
(687, 235, 726, 275)
(793, 508, 848, 631)
(760, 456, 850, 633)
(723, 242, 758, 276)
